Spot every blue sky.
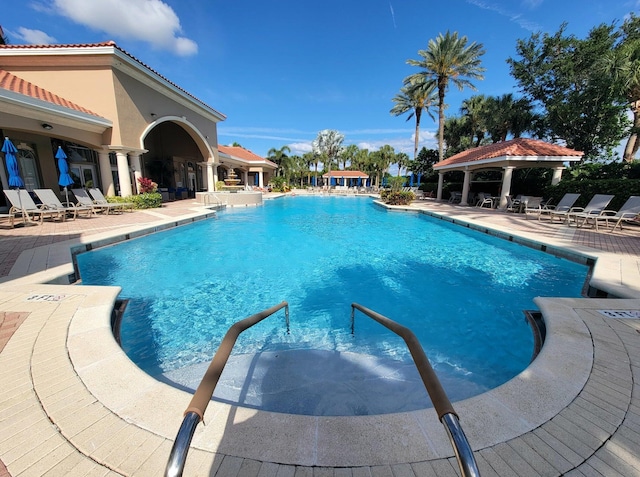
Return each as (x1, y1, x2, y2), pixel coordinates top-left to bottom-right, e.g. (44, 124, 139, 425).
(1, 0, 638, 159)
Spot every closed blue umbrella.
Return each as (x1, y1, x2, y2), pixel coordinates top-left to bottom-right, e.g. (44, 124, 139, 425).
(2, 137, 24, 188)
(56, 146, 74, 204)
(409, 173, 414, 187)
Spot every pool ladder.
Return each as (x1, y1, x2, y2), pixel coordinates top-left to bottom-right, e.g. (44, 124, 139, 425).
(164, 302, 480, 477)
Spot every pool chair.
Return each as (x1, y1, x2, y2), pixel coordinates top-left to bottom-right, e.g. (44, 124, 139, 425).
(88, 188, 134, 212)
(522, 196, 545, 218)
(3, 189, 64, 224)
(71, 188, 122, 215)
(576, 196, 640, 231)
(33, 189, 93, 220)
(475, 192, 494, 208)
(566, 194, 615, 226)
(537, 193, 581, 222)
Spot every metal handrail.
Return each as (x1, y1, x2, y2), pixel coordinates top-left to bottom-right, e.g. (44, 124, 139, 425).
(203, 193, 225, 207)
(350, 303, 480, 477)
(164, 301, 289, 477)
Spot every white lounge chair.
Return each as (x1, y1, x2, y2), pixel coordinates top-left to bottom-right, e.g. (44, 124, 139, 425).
(567, 194, 615, 226)
(522, 197, 545, 218)
(71, 188, 122, 215)
(577, 196, 640, 231)
(88, 188, 134, 211)
(33, 189, 93, 220)
(538, 193, 581, 222)
(3, 189, 63, 224)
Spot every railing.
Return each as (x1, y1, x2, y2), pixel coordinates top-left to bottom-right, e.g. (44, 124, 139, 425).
(164, 301, 290, 477)
(350, 303, 480, 477)
(203, 193, 226, 207)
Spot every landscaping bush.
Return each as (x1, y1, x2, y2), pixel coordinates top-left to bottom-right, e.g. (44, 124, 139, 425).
(132, 192, 162, 209)
(380, 189, 415, 205)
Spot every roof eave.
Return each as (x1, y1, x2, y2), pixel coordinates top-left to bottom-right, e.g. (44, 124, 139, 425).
(433, 154, 583, 171)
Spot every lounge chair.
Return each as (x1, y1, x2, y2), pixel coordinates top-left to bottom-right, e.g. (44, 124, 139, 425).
(88, 188, 134, 212)
(566, 194, 615, 226)
(71, 188, 122, 215)
(576, 196, 640, 231)
(505, 195, 523, 212)
(522, 197, 545, 218)
(33, 189, 93, 220)
(538, 193, 581, 222)
(3, 189, 63, 224)
(476, 192, 494, 208)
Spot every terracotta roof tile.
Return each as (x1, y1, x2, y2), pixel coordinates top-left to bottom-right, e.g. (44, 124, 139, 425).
(0, 69, 104, 117)
(0, 41, 226, 120)
(219, 145, 277, 167)
(435, 138, 583, 168)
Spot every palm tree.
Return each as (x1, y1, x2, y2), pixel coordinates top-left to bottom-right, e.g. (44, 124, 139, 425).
(390, 81, 437, 160)
(312, 130, 344, 186)
(341, 144, 359, 169)
(460, 94, 488, 146)
(395, 152, 410, 176)
(599, 14, 640, 161)
(406, 31, 486, 162)
(267, 146, 291, 177)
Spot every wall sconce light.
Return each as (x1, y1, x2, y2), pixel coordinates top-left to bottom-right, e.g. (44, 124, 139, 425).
(150, 113, 156, 118)
(41, 123, 53, 130)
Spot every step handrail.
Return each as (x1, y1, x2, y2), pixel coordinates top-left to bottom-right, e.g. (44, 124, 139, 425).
(350, 302, 480, 477)
(165, 301, 289, 477)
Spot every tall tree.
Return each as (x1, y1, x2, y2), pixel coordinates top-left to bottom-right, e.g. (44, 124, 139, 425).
(390, 81, 437, 159)
(508, 23, 629, 160)
(395, 152, 410, 176)
(460, 94, 488, 146)
(312, 130, 344, 185)
(341, 144, 359, 169)
(482, 94, 536, 142)
(406, 31, 486, 162)
(598, 13, 640, 161)
(267, 145, 291, 177)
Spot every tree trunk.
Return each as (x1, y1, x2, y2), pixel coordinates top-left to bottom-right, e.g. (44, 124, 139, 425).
(437, 81, 446, 162)
(414, 108, 421, 160)
(623, 101, 640, 162)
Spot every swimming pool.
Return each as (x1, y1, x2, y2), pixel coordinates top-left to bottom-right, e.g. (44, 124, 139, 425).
(76, 196, 588, 415)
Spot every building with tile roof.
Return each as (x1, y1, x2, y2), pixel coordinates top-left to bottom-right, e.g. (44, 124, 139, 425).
(217, 145, 277, 189)
(432, 137, 584, 207)
(0, 41, 234, 207)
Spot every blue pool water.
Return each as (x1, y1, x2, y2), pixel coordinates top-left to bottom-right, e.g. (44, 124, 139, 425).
(77, 196, 588, 415)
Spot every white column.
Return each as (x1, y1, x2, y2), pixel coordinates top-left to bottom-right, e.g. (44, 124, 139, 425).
(437, 173, 444, 200)
(242, 170, 248, 185)
(116, 152, 132, 197)
(259, 171, 264, 188)
(130, 153, 142, 194)
(551, 166, 564, 185)
(98, 151, 115, 196)
(206, 162, 215, 191)
(461, 168, 472, 206)
(499, 166, 516, 209)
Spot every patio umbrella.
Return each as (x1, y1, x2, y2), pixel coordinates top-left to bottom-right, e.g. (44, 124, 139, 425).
(409, 173, 414, 187)
(2, 137, 24, 188)
(56, 146, 74, 204)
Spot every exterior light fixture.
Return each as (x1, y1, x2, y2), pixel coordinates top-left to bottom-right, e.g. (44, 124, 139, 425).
(41, 123, 53, 130)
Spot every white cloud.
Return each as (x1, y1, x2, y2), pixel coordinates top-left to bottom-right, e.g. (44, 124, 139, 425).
(466, 0, 542, 32)
(53, 0, 197, 56)
(15, 27, 57, 44)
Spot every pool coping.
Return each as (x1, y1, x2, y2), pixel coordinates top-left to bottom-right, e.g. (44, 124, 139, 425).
(2, 198, 640, 473)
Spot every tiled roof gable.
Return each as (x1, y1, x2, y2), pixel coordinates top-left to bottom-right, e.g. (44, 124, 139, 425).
(0, 41, 225, 119)
(219, 145, 277, 167)
(0, 69, 104, 117)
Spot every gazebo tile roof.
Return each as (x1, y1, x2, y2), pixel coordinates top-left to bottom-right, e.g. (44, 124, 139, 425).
(322, 170, 369, 178)
(434, 137, 583, 168)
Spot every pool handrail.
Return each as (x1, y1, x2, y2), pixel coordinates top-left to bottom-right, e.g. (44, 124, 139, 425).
(350, 302, 480, 477)
(164, 301, 290, 477)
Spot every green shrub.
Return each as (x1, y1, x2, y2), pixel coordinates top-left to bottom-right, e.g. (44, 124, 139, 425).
(132, 192, 162, 209)
(380, 190, 415, 205)
(215, 180, 226, 191)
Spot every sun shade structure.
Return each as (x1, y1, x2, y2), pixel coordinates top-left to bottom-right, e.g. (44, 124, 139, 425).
(433, 138, 583, 208)
(322, 170, 370, 187)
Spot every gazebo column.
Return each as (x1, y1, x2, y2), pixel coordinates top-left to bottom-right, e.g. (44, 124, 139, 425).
(461, 168, 472, 206)
(206, 162, 216, 191)
(437, 173, 444, 200)
(551, 166, 564, 185)
(258, 171, 264, 188)
(499, 166, 516, 209)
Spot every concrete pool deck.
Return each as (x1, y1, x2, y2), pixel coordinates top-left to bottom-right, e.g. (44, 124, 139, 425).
(1, 195, 640, 476)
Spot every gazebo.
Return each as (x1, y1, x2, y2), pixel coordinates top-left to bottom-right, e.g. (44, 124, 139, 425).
(432, 138, 584, 207)
(322, 170, 370, 187)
